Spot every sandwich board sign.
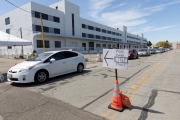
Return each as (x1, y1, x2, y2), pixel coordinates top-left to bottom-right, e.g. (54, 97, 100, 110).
(103, 49, 129, 70)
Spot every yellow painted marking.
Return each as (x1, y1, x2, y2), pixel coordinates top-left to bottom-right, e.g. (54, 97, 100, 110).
(110, 112, 118, 120)
(101, 110, 111, 117)
(131, 85, 137, 89)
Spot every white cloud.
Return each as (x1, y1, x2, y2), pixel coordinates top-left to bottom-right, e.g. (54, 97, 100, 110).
(112, 3, 126, 9)
(132, 25, 176, 33)
(88, 0, 180, 28)
(89, 0, 114, 17)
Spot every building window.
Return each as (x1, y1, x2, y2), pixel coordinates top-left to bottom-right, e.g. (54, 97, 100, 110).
(35, 25, 41, 32)
(88, 34, 94, 38)
(42, 13, 48, 20)
(44, 26, 49, 33)
(96, 27, 101, 32)
(102, 44, 106, 48)
(108, 44, 111, 48)
(56, 6, 58, 10)
(72, 14, 75, 36)
(96, 44, 101, 48)
(102, 29, 106, 33)
(35, 11, 40, 18)
(88, 25, 94, 30)
(54, 28, 60, 34)
(108, 31, 111, 34)
(112, 32, 115, 35)
(6, 29, 10, 34)
(116, 33, 120, 36)
(55, 41, 61, 48)
(112, 38, 115, 41)
(5, 17, 10, 25)
(82, 24, 86, 28)
(54, 16, 60, 23)
(108, 37, 111, 40)
(82, 33, 86, 37)
(102, 36, 106, 40)
(37, 40, 50, 48)
(96, 35, 101, 39)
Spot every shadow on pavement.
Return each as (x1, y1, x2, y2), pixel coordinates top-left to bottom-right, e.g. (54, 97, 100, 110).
(129, 106, 164, 114)
(9, 70, 92, 87)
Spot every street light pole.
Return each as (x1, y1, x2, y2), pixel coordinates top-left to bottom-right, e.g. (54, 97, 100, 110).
(40, 13, 46, 52)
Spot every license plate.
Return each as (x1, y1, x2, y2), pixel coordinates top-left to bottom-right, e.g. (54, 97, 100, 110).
(7, 74, 12, 79)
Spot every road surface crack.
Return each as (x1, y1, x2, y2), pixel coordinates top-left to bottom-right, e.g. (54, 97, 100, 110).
(137, 89, 158, 120)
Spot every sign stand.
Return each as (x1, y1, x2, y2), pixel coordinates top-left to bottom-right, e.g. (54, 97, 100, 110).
(103, 49, 129, 112)
(115, 69, 118, 80)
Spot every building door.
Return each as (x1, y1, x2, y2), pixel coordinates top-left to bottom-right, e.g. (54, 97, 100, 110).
(117, 44, 119, 49)
(82, 43, 86, 50)
(89, 42, 94, 50)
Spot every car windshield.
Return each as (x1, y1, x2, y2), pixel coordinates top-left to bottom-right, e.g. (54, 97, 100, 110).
(28, 53, 53, 61)
(129, 50, 133, 53)
(139, 49, 147, 51)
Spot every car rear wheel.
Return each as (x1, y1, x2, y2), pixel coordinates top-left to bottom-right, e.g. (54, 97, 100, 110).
(77, 64, 84, 73)
(136, 54, 138, 59)
(35, 70, 48, 83)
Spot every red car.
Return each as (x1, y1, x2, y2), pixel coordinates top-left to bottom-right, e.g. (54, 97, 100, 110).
(128, 49, 138, 59)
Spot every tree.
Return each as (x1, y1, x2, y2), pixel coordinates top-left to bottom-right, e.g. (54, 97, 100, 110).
(156, 41, 171, 48)
(147, 41, 152, 47)
(148, 41, 152, 47)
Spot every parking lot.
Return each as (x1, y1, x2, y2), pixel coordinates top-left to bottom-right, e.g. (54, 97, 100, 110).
(0, 50, 180, 120)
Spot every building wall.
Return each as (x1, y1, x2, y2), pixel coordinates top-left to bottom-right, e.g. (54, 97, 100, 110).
(0, 0, 148, 55)
(172, 42, 180, 49)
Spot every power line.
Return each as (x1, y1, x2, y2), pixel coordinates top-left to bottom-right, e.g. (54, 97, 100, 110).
(5, 0, 31, 13)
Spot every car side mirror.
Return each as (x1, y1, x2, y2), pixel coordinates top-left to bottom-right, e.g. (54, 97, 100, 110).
(50, 58, 55, 63)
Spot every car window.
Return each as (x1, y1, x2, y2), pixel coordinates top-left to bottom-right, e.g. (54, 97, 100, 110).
(53, 52, 65, 60)
(64, 51, 78, 59)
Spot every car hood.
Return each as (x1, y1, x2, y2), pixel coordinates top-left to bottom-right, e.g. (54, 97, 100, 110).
(138, 51, 146, 53)
(11, 61, 41, 69)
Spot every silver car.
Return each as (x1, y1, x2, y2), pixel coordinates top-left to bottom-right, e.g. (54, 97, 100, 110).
(138, 49, 150, 56)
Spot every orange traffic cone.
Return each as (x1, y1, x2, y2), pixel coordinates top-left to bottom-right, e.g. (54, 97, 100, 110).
(119, 91, 132, 109)
(108, 80, 124, 112)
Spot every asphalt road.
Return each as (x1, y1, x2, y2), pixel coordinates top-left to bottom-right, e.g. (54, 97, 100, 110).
(0, 50, 179, 120)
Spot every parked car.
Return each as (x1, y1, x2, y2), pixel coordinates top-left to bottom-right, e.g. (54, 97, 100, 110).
(156, 49, 163, 53)
(138, 49, 150, 56)
(148, 49, 156, 54)
(7, 50, 86, 83)
(128, 49, 138, 59)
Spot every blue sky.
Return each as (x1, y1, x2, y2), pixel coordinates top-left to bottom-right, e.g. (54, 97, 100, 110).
(0, 0, 180, 44)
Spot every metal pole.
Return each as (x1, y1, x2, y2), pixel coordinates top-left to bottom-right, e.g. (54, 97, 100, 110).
(115, 69, 118, 80)
(20, 27, 24, 55)
(40, 13, 46, 52)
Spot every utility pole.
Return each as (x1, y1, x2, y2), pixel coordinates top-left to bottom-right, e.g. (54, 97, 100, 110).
(20, 27, 23, 55)
(40, 13, 46, 52)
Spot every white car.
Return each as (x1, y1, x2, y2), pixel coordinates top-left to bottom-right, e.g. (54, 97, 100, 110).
(7, 50, 86, 83)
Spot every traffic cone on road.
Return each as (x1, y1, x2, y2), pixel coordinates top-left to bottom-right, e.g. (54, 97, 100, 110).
(119, 91, 132, 109)
(108, 80, 124, 112)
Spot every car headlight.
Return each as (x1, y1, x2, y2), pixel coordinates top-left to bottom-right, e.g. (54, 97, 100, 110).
(19, 66, 35, 73)
(19, 68, 28, 73)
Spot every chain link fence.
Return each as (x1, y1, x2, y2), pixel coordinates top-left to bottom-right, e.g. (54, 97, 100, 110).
(0, 47, 146, 62)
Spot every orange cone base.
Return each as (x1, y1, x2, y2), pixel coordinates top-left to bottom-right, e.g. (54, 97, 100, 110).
(108, 104, 124, 112)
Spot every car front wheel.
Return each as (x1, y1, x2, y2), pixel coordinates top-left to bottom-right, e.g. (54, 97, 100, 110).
(77, 64, 84, 73)
(35, 70, 48, 83)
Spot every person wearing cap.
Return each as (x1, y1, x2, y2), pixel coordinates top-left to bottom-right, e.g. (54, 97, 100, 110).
(30, 50, 36, 59)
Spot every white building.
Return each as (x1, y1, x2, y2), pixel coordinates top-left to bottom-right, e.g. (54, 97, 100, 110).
(0, 0, 148, 55)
